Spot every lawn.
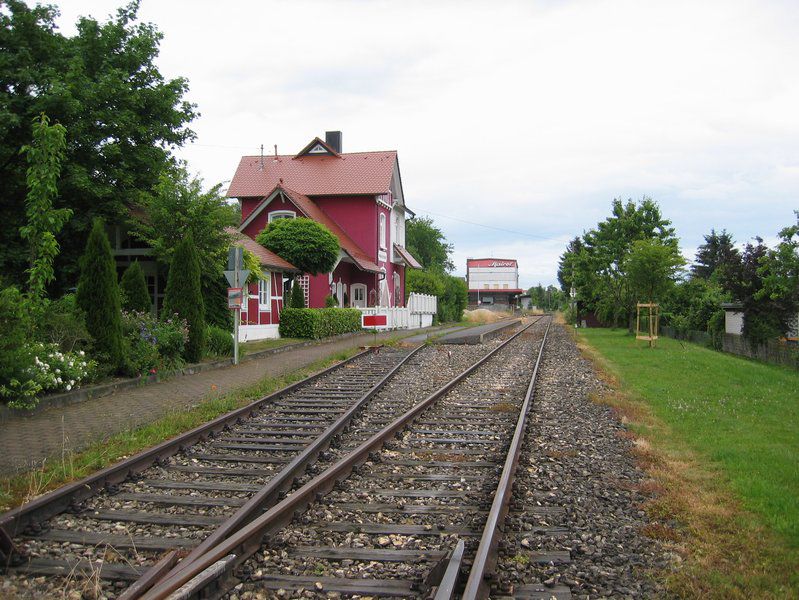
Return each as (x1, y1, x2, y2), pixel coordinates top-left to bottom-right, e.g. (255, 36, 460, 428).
(578, 328, 799, 596)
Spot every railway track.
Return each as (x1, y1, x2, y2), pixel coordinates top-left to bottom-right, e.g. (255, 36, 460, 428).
(1, 320, 534, 599)
(127, 316, 551, 600)
(0, 346, 421, 594)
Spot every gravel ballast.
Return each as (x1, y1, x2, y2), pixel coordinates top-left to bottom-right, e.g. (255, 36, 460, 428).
(493, 323, 671, 599)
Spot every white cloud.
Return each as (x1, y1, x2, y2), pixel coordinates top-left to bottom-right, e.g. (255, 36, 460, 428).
(48, 0, 799, 285)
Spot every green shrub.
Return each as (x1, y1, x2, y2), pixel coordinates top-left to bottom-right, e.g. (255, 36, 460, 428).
(289, 279, 306, 308)
(279, 308, 361, 339)
(163, 233, 206, 362)
(256, 218, 339, 275)
(76, 218, 125, 370)
(121, 310, 188, 376)
(324, 294, 336, 308)
(120, 261, 151, 313)
(40, 293, 91, 352)
(0, 341, 97, 409)
(206, 325, 234, 357)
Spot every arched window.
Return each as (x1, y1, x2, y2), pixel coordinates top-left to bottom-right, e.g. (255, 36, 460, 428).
(379, 213, 387, 250)
(269, 210, 296, 223)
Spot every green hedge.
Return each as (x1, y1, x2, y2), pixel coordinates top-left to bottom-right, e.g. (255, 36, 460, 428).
(279, 308, 362, 339)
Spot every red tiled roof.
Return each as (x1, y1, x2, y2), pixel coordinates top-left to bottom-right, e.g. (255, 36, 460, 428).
(241, 187, 381, 274)
(227, 151, 398, 198)
(225, 227, 298, 272)
(393, 244, 422, 269)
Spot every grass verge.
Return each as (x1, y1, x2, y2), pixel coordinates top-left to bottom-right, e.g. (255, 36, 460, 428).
(576, 328, 799, 598)
(0, 348, 358, 514)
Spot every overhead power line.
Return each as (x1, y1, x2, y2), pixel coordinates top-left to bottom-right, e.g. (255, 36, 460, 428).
(416, 209, 572, 244)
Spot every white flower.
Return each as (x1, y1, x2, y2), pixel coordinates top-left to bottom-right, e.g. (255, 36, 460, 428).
(65, 384, 72, 391)
(79, 351, 85, 356)
(69, 380, 75, 386)
(57, 377, 62, 384)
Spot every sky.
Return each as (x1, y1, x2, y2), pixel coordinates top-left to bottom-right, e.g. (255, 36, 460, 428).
(46, 0, 799, 289)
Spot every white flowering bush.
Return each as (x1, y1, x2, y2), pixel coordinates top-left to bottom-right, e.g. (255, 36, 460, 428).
(0, 343, 97, 410)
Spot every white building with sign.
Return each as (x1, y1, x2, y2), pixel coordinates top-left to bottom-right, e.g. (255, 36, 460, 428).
(466, 258, 523, 310)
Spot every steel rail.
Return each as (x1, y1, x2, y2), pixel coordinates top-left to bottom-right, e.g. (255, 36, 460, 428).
(460, 317, 552, 600)
(0, 347, 376, 542)
(140, 320, 540, 600)
(120, 344, 423, 599)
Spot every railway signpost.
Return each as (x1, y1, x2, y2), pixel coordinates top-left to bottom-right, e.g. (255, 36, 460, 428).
(225, 247, 249, 365)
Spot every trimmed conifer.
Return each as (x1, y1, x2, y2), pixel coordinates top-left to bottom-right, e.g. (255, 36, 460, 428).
(163, 233, 206, 362)
(289, 279, 305, 308)
(120, 261, 151, 313)
(76, 218, 125, 369)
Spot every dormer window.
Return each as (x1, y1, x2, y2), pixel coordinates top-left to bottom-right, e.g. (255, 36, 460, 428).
(379, 213, 387, 250)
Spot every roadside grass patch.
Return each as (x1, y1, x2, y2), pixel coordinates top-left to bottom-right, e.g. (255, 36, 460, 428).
(577, 327, 799, 597)
(0, 349, 358, 513)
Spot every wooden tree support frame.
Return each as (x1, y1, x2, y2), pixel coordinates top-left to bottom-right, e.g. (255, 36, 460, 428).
(636, 302, 660, 348)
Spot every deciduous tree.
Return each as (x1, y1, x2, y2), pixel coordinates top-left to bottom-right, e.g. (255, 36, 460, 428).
(406, 217, 454, 272)
(0, 1, 197, 289)
(19, 114, 70, 302)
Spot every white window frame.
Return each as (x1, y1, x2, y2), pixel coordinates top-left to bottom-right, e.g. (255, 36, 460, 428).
(379, 213, 387, 250)
(351, 283, 367, 308)
(269, 210, 296, 223)
(258, 275, 271, 311)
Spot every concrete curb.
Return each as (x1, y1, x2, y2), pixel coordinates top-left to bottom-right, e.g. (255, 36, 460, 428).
(0, 325, 451, 422)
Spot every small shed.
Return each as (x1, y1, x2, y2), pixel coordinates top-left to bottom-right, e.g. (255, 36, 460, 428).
(721, 302, 744, 335)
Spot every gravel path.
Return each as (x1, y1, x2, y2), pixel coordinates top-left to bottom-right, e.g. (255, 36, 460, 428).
(493, 323, 670, 599)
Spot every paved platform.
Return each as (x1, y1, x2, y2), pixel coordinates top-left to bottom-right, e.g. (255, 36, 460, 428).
(401, 324, 468, 344)
(0, 327, 442, 477)
(436, 319, 520, 345)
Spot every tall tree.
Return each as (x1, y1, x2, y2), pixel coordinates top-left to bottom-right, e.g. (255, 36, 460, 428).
(163, 233, 206, 362)
(560, 198, 677, 327)
(119, 261, 150, 313)
(132, 167, 233, 324)
(19, 114, 70, 302)
(625, 239, 685, 303)
(406, 217, 454, 272)
(692, 229, 740, 281)
(0, 1, 197, 289)
(132, 168, 232, 281)
(76, 218, 125, 369)
(755, 212, 799, 340)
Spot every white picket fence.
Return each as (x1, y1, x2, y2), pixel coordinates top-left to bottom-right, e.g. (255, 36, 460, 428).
(359, 293, 437, 330)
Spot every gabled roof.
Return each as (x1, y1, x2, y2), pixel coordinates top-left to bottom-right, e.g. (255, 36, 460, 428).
(239, 186, 382, 274)
(393, 244, 423, 269)
(227, 150, 398, 198)
(225, 227, 299, 273)
(294, 137, 341, 158)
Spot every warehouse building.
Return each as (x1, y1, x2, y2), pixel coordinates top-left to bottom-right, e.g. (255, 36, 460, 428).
(466, 258, 523, 310)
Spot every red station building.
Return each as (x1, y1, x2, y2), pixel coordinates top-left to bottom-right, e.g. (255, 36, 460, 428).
(227, 131, 422, 339)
